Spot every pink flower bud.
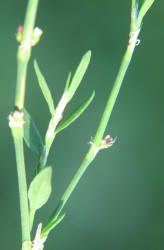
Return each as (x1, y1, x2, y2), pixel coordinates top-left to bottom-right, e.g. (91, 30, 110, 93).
(18, 25, 23, 33)
(105, 135, 113, 143)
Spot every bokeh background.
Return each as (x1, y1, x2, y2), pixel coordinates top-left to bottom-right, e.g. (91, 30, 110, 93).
(0, 0, 164, 249)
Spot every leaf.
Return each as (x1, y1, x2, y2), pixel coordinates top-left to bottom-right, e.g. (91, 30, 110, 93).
(28, 166, 52, 211)
(67, 51, 91, 102)
(34, 60, 55, 117)
(55, 91, 95, 134)
(23, 108, 44, 157)
(41, 214, 65, 237)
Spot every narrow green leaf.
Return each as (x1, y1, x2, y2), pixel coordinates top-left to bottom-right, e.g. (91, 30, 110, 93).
(28, 166, 52, 211)
(23, 108, 43, 157)
(136, 0, 155, 29)
(67, 51, 91, 102)
(56, 91, 95, 134)
(34, 60, 55, 116)
(41, 213, 65, 237)
(64, 72, 71, 91)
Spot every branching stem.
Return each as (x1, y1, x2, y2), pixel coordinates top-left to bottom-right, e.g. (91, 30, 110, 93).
(42, 23, 141, 237)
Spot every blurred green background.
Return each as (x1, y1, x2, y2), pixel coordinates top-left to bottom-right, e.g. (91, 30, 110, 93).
(1, 0, 164, 249)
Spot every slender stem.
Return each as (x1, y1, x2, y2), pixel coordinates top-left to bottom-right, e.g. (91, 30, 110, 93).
(22, 0, 40, 43)
(29, 210, 36, 232)
(9, 112, 31, 250)
(11, 0, 40, 248)
(42, 14, 141, 236)
(15, 59, 28, 110)
(93, 30, 140, 146)
(42, 146, 96, 236)
(15, 134, 31, 249)
(15, 0, 39, 109)
(131, 0, 137, 32)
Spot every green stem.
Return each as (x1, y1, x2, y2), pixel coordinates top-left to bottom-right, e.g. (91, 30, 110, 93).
(41, 146, 96, 236)
(15, 60, 28, 110)
(15, 0, 40, 109)
(22, 0, 40, 42)
(42, 17, 141, 237)
(131, 0, 137, 32)
(11, 0, 40, 248)
(9, 112, 31, 250)
(93, 29, 140, 146)
(15, 135, 31, 249)
(29, 209, 36, 232)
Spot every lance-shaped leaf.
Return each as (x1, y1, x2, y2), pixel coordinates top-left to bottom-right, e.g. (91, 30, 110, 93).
(28, 166, 52, 211)
(23, 108, 44, 157)
(41, 213, 65, 237)
(136, 0, 155, 29)
(34, 60, 55, 117)
(55, 91, 95, 134)
(67, 51, 91, 102)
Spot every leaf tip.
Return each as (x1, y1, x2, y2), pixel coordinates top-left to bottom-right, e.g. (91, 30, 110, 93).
(92, 90, 95, 97)
(85, 50, 92, 61)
